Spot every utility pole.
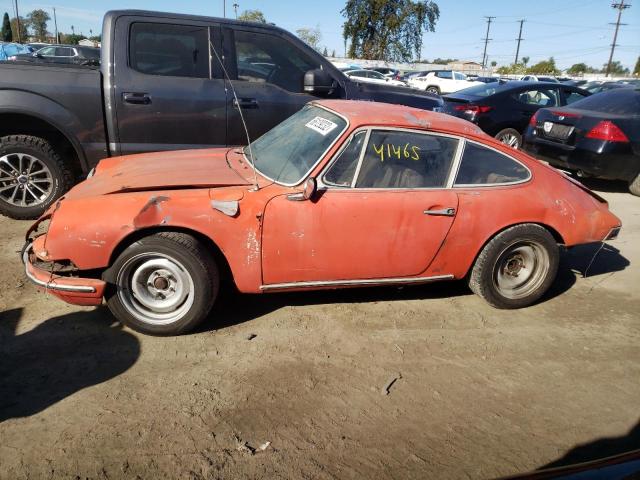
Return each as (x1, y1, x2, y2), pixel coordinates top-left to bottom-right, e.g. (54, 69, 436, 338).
(53, 7, 59, 43)
(606, 0, 630, 77)
(515, 19, 524, 64)
(481, 16, 495, 68)
(14, 0, 21, 43)
(222, 0, 226, 18)
(233, 3, 239, 19)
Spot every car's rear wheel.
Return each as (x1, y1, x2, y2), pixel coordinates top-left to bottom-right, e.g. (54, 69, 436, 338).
(629, 172, 640, 196)
(469, 224, 559, 309)
(105, 232, 219, 336)
(426, 86, 440, 94)
(495, 128, 522, 149)
(0, 135, 73, 219)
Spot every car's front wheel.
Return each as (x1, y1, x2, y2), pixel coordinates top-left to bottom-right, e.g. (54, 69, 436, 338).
(469, 224, 559, 309)
(495, 128, 522, 149)
(426, 86, 440, 94)
(105, 232, 219, 335)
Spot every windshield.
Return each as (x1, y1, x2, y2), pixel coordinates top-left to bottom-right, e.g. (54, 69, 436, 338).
(245, 105, 347, 185)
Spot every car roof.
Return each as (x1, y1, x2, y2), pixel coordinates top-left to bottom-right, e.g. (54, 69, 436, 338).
(314, 100, 485, 137)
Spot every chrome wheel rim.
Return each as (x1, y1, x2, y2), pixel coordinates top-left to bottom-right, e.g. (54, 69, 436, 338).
(116, 252, 195, 325)
(499, 133, 520, 149)
(493, 241, 550, 300)
(0, 153, 53, 207)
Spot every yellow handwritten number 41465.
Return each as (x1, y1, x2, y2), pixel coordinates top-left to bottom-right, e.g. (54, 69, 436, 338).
(372, 143, 421, 162)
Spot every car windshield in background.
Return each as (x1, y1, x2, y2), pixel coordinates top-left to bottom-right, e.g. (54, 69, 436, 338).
(246, 105, 347, 185)
(455, 81, 512, 97)
(568, 88, 640, 115)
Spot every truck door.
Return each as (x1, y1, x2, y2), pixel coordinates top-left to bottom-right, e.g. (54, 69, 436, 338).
(110, 17, 227, 155)
(220, 26, 322, 146)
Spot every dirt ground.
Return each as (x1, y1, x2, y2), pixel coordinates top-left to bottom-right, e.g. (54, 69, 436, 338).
(1, 178, 639, 480)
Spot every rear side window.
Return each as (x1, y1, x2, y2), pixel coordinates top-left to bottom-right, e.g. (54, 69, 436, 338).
(233, 29, 320, 93)
(355, 130, 458, 189)
(55, 47, 74, 56)
(563, 88, 588, 105)
(324, 131, 366, 187)
(436, 71, 453, 79)
(455, 142, 530, 186)
(566, 88, 640, 115)
(130, 22, 210, 78)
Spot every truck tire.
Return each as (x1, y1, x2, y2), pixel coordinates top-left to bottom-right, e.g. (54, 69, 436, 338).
(426, 86, 440, 94)
(629, 173, 640, 196)
(0, 135, 74, 220)
(105, 232, 219, 336)
(469, 224, 559, 309)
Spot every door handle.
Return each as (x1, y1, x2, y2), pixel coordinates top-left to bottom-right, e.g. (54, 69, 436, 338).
(424, 207, 456, 216)
(233, 98, 259, 109)
(123, 92, 152, 105)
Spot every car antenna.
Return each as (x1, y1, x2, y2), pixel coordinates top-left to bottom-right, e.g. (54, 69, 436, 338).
(209, 39, 260, 192)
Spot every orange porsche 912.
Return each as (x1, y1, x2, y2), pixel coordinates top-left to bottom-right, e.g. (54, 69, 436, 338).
(23, 100, 621, 335)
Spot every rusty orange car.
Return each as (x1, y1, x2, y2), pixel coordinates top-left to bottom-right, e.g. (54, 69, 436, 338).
(23, 100, 621, 335)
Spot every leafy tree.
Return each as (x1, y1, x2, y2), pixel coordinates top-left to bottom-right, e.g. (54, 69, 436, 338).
(331, 49, 336, 57)
(634, 56, 640, 76)
(296, 27, 322, 51)
(521, 56, 530, 67)
(2, 13, 12, 41)
(322, 46, 328, 56)
(431, 57, 457, 64)
(10, 16, 27, 42)
(59, 33, 86, 45)
(238, 9, 266, 23)
(527, 57, 559, 75)
(603, 60, 629, 75)
(490, 60, 497, 67)
(26, 9, 50, 42)
(342, 0, 440, 62)
(496, 63, 526, 75)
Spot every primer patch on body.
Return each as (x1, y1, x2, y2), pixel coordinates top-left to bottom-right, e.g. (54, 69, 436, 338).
(305, 116, 338, 136)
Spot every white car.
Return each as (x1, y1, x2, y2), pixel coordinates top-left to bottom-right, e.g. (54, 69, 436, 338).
(344, 69, 408, 87)
(408, 70, 481, 94)
(520, 75, 559, 83)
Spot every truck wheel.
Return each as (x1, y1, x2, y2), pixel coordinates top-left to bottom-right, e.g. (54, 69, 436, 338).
(426, 86, 440, 94)
(0, 135, 73, 220)
(105, 232, 219, 336)
(629, 173, 640, 196)
(469, 224, 559, 309)
(495, 128, 522, 149)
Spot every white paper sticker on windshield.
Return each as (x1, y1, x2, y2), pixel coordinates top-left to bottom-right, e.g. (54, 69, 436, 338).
(305, 116, 338, 136)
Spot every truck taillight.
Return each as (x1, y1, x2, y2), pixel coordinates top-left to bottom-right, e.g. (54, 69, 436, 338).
(454, 104, 491, 114)
(585, 121, 629, 143)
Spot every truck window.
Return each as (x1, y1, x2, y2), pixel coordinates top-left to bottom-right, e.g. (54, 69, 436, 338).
(129, 23, 209, 78)
(233, 29, 320, 93)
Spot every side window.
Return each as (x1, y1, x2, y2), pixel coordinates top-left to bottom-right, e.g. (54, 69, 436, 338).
(437, 71, 453, 79)
(514, 89, 559, 107)
(233, 29, 320, 93)
(455, 142, 529, 186)
(564, 89, 588, 105)
(129, 22, 210, 78)
(323, 131, 366, 187)
(355, 130, 458, 189)
(38, 47, 55, 56)
(55, 47, 73, 57)
(454, 72, 465, 80)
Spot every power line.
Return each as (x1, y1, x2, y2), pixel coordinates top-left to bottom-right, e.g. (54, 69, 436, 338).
(606, 0, 631, 77)
(515, 19, 524, 64)
(481, 16, 495, 68)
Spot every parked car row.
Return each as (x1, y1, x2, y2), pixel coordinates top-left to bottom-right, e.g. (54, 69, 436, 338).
(0, 42, 100, 65)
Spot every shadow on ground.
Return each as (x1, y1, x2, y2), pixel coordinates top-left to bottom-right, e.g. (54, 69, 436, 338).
(573, 177, 630, 194)
(0, 307, 140, 422)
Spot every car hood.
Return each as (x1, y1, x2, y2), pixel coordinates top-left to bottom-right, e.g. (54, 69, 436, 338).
(65, 148, 251, 199)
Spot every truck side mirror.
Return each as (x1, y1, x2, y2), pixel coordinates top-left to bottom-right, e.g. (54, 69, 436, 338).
(304, 69, 334, 96)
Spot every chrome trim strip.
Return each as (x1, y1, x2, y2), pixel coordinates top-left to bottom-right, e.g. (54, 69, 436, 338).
(23, 244, 97, 293)
(260, 274, 454, 291)
(351, 128, 372, 188)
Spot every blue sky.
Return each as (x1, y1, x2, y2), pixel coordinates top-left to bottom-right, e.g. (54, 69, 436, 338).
(5, 0, 639, 70)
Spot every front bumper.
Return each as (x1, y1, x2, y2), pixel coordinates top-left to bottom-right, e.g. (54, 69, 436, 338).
(22, 242, 106, 306)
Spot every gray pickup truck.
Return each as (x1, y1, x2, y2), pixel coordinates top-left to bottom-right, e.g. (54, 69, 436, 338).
(0, 9, 442, 219)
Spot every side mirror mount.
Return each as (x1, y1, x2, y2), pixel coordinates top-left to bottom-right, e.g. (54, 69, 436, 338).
(303, 177, 317, 200)
(304, 69, 334, 96)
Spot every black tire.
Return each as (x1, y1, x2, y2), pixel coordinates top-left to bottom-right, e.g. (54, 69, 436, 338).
(0, 135, 74, 220)
(105, 232, 219, 336)
(426, 86, 440, 94)
(469, 224, 559, 309)
(495, 128, 522, 149)
(629, 173, 640, 196)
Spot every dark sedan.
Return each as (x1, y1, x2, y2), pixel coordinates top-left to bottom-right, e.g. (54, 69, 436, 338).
(523, 88, 640, 195)
(442, 81, 590, 149)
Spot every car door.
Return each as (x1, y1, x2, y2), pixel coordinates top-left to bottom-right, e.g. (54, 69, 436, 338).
(223, 26, 323, 146)
(261, 128, 460, 285)
(111, 18, 228, 155)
